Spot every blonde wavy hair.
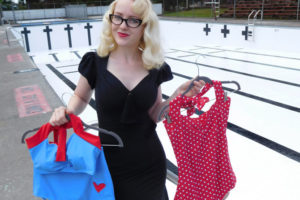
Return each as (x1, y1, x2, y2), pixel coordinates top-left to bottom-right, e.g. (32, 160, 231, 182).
(97, 0, 164, 70)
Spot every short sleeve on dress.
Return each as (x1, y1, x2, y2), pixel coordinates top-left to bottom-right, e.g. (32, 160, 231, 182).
(156, 62, 173, 86)
(78, 52, 97, 89)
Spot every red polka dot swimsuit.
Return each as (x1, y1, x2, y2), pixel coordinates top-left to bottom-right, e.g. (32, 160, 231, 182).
(164, 81, 236, 200)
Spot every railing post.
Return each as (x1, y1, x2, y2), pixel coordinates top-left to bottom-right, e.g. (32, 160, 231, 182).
(233, 0, 236, 18)
(261, 0, 265, 20)
(11, 3, 17, 24)
(297, 0, 300, 20)
(0, 3, 3, 25)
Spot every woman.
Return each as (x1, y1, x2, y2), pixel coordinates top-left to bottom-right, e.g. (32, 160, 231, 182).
(50, 0, 205, 199)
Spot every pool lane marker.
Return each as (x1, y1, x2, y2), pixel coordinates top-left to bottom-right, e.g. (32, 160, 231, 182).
(177, 54, 197, 58)
(84, 23, 93, 46)
(49, 53, 59, 62)
(56, 64, 78, 69)
(14, 85, 52, 118)
(166, 56, 300, 88)
(194, 45, 300, 61)
(43, 25, 53, 50)
(221, 25, 230, 38)
(29, 56, 35, 62)
(45, 63, 300, 164)
(242, 26, 252, 40)
(170, 49, 300, 72)
(203, 24, 211, 36)
(172, 71, 300, 113)
(71, 51, 81, 59)
(21, 27, 31, 52)
(64, 24, 73, 48)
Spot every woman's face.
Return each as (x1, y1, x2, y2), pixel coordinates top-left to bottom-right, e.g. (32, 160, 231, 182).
(111, 0, 144, 49)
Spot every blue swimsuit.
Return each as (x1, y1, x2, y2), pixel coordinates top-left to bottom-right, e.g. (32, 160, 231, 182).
(26, 114, 115, 200)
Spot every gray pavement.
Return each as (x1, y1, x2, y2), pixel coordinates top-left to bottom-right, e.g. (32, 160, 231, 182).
(0, 24, 62, 200)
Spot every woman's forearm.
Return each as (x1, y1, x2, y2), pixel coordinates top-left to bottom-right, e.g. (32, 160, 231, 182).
(152, 78, 205, 122)
(153, 88, 180, 123)
(67, 93, 91, 116)
(66, 75, 93, 116)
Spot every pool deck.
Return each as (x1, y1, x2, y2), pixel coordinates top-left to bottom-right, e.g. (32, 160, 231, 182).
(0, 24, 62, 200)
(0, 17, 299, 199)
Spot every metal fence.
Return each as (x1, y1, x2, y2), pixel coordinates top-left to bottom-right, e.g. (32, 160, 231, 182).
(1, 2, 162, 22)
(65, 4, 87, 19)
(1, 0, 299, 21)
(162, 0, 300, 21)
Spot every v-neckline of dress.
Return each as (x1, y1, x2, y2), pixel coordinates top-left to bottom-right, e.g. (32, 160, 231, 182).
(104, 56, 151, 93)
(106, 69, 151, 93)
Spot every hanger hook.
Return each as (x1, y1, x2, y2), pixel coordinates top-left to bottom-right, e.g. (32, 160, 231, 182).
(61, 92, 72, 106)
(195, 54, 206, 77)
(221, 81, 241, 91)
(221, 81, 241, 101)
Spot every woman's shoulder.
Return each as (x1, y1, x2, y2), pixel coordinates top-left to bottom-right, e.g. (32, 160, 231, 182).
(152, 62, 173, 85)
(80, 52, 109, 68)
(78, 52, 109, 89)
(81, 52, 108, 62)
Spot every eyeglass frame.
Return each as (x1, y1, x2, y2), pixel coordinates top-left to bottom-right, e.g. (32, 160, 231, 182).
(109, 14, 143, 28)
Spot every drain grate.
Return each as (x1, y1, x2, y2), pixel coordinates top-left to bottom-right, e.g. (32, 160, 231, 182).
(14, 68, 39, 74)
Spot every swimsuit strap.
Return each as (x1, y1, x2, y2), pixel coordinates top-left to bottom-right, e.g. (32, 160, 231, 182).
(168, 81, 225, 121)
(25, 114, 99, 162)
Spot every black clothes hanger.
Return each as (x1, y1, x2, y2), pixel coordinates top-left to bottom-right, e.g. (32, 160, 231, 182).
(158, 55, 241, 122)
(181, 76, 213, 97)
(21, 115, 124, 148)
(157, 77, 241, 122)
(181, 76, 241, 97)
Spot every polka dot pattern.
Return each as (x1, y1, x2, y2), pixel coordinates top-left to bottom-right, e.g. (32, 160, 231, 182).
(164, 81, 236, 200)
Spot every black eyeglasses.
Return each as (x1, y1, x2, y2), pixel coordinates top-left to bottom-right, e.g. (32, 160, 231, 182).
(109, 14, 142, 28)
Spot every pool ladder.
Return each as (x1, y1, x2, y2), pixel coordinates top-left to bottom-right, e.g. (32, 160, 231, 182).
(247, 10, 261, 40)
(204, 0, 221, 20)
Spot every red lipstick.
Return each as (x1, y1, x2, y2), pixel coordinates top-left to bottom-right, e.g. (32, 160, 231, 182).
(118, 32, 129, 38)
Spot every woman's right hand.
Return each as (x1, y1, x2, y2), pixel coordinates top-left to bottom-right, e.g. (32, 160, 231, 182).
(49, 106, 70, 126)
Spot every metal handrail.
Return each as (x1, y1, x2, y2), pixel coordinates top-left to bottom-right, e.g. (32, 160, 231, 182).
(261, 0, 265, 20)
(253, 10, 261, 24)
(248, 10, 261, 26)
(248, 10, 256, 25)
(204, 0, 220, 20)
(297, 0, 300, 20)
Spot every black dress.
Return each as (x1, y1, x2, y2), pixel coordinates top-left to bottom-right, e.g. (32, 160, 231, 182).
(78, 52, 173, 200)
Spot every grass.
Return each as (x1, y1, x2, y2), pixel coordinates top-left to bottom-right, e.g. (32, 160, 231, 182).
(163, 8, 228, 18)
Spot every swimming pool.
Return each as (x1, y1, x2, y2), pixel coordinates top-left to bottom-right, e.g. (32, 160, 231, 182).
(11, 19, 300, 200)
(12, 19, 300, 53)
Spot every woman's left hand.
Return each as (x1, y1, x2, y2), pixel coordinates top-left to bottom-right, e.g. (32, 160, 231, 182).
(177, 78, 206, 97)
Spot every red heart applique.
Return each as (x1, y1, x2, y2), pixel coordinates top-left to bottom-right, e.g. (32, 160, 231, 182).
(93, 182, 106, 193)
